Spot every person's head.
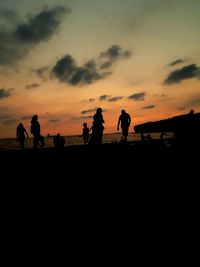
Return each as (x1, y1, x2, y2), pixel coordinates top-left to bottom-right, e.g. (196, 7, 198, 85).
(121, 110, 126, 115)
(18, 123, 23, 128)
(33, 115, 38, 120)
(83, 122, 87, 127)
(57, 133, 60, 137)
(96, 107, 102, 114)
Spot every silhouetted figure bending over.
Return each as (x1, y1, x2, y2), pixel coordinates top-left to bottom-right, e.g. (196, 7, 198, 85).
(53, 133, 65, 148)
(30, 115, 45, 148)
(90, 108, 105, 144)
(16, 123, 28, 149)
(82, 123, 90, 144)
(117, 110, 131, 142)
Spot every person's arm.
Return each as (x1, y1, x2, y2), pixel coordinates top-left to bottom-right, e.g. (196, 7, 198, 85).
(117, 117, 120, 131)
(128, 115, 131, 127)
(25, 129, 29, 138)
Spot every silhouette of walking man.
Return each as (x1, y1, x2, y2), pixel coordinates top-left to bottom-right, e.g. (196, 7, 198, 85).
(117, 110, 131, 142)
(30, 115, 45, 148)
(16, 123, 28, 149)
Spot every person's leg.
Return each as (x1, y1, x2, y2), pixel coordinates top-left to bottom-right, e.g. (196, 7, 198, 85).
(122, 127, 128, 142)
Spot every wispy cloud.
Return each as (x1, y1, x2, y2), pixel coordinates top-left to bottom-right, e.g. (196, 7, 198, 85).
(164, 64, 200, 85)
(72, 115, 93, 120)
(2, 118, 17, 124)
(89, 98, 95, 102)
(81, 108, 97, 115)
(34, 66, 49, 80)
(142, 105, 155, 109)
(168, 59, 186, 66)
(108, 96, 123, 102)
(128, 92, 145, 101)
(48, 119, 61, 123)
(25, 83, 40, 89)
(99, 95, 110, 101)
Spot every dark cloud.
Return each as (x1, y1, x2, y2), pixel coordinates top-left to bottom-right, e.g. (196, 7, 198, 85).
(14, 6, 69, 43)
(52, 45, 132, 85)
(99, 45, 132, 69)
(108, 96, 123, 102)
(81, 108, 97, 115)
(99, 95, 110, 101)
(0, 6, 70, 66)
(128, 92, 145, 101)
(100, 45, 132, 60)
(25, 83, 40, 89)
(142, 105, 155, 109)
(168, 59, 186, 66)
(100, 61, 113, 70)
(0, 88, 12, 99)
(89, 98, 95, 102)
(52, 55, 104, 85)
(164, 64, 200, 85)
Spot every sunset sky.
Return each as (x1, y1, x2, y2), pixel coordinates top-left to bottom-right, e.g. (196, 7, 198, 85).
(0, 0, 200, 138)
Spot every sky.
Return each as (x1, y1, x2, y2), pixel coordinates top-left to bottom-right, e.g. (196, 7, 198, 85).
(0, 0, 200, 138)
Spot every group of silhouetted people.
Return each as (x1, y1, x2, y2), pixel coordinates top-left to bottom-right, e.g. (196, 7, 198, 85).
(16, 108, 132, 149)
(81, 108, 131, 145)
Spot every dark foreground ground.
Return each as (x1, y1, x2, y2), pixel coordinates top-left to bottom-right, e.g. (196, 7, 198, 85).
(1, 138, 199, 226)
(1, 138, 199, 175)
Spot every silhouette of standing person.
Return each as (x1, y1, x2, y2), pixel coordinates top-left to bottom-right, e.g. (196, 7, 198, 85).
(30, 115, 44, 148)
(82, 122, 90, 144)
(90, 108, 105, 144)
(16, 123, 28, 149)
(117, 110, 131, 142)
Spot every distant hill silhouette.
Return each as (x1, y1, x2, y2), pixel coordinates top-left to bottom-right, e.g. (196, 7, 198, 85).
(134, 110, 200, 135)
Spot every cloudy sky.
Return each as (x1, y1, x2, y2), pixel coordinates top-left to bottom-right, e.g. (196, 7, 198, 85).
(0, 0, 200, 138)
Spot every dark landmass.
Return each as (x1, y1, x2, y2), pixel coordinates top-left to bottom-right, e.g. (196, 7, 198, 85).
(134, 111, 200, 134)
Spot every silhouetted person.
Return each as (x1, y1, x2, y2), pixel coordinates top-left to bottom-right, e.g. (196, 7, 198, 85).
(30, 115, 45, 148)
(117, 110, 131, 142)
(53, 133, 65, 148)
(90, 107, 105, 144)
(82, 123, 90, 144)
(16, 123, 28, 149)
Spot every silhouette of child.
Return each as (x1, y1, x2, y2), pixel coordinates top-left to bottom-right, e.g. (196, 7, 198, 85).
(82, 123, 90, 144)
